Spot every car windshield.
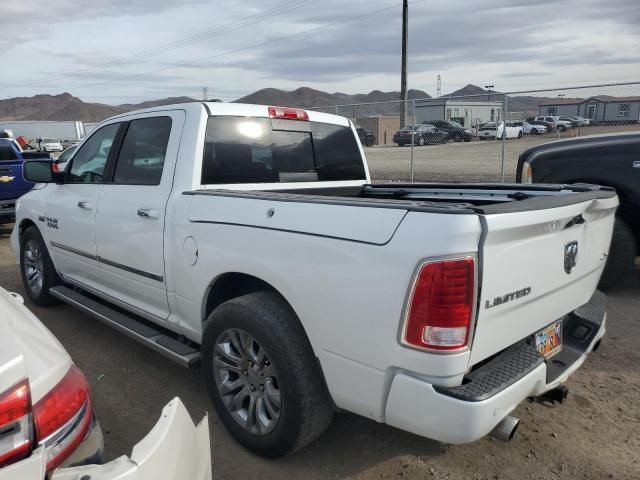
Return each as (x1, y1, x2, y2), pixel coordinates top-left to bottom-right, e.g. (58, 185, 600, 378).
(400, 126, 416, 131)
(450, 121, 463, 128)
(43, 138, 56, 143)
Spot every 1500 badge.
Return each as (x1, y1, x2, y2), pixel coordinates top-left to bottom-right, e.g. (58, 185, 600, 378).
(485, 287, 532, 309)
(38, 215, 59, 229)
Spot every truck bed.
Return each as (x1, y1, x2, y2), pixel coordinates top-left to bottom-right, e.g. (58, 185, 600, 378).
(186, 183, 616, 215)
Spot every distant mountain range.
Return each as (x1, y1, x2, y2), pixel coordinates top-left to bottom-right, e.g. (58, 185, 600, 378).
(0, 93, 200, 122)
(0, 84, 554, 122)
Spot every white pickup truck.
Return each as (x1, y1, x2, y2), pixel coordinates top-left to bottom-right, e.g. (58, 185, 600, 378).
(12, 102, 615, 457)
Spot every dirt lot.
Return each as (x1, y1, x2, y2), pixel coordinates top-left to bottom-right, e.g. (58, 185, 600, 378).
(365, 124, 640, 183)
(1, 231, 639, 478)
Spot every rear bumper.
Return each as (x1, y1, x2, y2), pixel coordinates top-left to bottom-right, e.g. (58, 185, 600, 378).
(384, 292, 606, 444)
(52, 398, 211, 480)
(62, 415, 105, 468)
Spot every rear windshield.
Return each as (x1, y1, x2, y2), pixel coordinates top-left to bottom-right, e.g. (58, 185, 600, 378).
(201, 117, 366, 184)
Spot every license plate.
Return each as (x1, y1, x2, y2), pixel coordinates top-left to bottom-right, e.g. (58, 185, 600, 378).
(535, 321, 563, 358)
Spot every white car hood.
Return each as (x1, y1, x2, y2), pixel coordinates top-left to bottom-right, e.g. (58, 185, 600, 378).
(0, 288, 71, 403)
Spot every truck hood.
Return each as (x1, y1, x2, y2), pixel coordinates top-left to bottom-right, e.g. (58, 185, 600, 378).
(0, 288, 72, 403)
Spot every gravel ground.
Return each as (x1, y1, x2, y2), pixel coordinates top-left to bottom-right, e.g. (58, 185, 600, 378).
(365, 124, 640, 183)
(1, 226, 639, 478)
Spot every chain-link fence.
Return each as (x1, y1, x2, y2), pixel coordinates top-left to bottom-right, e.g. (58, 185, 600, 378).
(311, 81, 640, 183)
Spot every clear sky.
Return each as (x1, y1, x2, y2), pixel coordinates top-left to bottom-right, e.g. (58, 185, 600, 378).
(1, 0, 639, 104)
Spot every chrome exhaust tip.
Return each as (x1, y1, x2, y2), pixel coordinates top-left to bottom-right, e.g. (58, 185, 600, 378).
(489, 415, 520, 442)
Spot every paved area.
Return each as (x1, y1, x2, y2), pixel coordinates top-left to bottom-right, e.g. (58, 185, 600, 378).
(365, 124, 640, 183)
(1, 227, 638, 479)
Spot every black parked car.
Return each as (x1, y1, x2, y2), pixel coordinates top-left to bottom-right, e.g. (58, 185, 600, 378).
(517, 132, 640, 290)
(355, 127, 376, 147)
(429, 120, 473, 142)
(393, 124, 449, 146)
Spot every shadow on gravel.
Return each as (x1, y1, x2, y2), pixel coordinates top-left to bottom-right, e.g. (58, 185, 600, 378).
(0, 225, 13, 238)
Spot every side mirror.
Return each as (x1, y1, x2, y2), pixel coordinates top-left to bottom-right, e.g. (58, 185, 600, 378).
(23, 160, 63, 184)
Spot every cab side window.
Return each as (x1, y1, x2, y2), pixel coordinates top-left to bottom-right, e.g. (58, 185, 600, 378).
(113, 117, 172, 185)
(0, 144, 18, 161)
(67, 123, 120, 183)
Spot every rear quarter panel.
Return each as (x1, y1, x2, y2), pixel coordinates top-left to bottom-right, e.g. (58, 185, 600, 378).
(165, 196, 482, 420)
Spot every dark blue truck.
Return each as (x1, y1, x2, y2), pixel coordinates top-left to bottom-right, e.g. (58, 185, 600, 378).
(0, 138, 51, 224)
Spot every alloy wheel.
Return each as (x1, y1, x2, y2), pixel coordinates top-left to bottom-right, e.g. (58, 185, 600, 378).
(23, 240, 44, 295)
(213, 328, 281, 435)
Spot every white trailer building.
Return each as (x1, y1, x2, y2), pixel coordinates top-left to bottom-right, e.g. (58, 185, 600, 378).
(415, 99, 503, 128)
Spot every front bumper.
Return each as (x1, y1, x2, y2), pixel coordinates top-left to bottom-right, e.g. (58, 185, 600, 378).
(384, 292, 607, 444)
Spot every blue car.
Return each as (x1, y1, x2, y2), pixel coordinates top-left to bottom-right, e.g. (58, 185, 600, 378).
(0, 138, 50, 224)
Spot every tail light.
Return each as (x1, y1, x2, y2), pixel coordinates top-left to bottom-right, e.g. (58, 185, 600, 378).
(402, 258, 475, 351)
(0, 380, 33, 467)
(268, 106, 309, 121)
(520, 161, 533, 184)
(34, 366, 92, 472)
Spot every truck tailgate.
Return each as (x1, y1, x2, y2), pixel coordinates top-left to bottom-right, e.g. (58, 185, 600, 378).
(470, 194, 618, 365)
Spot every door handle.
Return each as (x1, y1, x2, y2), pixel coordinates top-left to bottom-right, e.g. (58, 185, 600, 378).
(137, 208, 160, 219)
(633, 161, 640, 168)
(77, 201, 94, 210)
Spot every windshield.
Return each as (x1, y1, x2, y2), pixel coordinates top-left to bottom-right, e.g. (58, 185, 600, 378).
(43, 138, 57, 143)
(201, 117, 366, 185)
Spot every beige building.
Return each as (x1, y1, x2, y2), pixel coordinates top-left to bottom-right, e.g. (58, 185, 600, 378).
(355, 115, 416, 146)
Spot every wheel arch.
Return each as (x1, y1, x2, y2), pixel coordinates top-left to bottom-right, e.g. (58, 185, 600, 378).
(17, 218, 38, 240)
(201, 271, 334, 403)
(203, 273, 311, 338)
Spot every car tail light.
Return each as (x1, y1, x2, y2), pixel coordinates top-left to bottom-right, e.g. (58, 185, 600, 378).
(520, 161, 533, 184)
(402, 258, 475, 351)
(0, 379, 33, 467)
(34, 366, 92, 472)
(268, 106, 309, 121)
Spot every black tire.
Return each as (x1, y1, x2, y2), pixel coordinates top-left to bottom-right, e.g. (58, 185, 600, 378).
(365, 137, 375, 147)
(518, 131, 523, 139)
(453, 133, 463, 142)
(599, 218, 637, 291)
(202, 291, 333, 457)
(19, 226, 61, 306)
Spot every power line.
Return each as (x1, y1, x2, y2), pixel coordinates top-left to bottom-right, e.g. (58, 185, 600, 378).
(0, 0, 315, 89)
(46, 0, 428, 94)
(102, 0, 316, 67)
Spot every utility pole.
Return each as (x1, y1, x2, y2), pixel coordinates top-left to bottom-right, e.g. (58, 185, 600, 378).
(436, 74, 441, 98)
(485, 84, 494, 103)
(202, 86, 208, 101)
(399, 0, 408, 127)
